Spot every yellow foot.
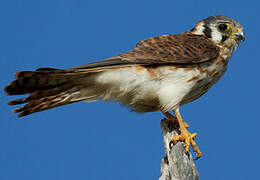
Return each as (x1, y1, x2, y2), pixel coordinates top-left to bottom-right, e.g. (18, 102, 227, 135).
(163, 112, 189, 128)
(171, 129, 202, 159)
(163, 111, 201, 158)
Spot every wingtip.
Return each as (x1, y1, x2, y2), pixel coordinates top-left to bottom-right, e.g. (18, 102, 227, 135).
(4, 80, 21, 95)
(4, 85, 12, 95)
(8, 100, 15, 105)
(8, 98, 27, 105)
(17, 111, 29, 118)
(11, 108, 25, 118)
(17, 113, 24, 118)
(14, 72, 20, 78)
(12, 108, 28, 117)
(13, 106, 25, 113)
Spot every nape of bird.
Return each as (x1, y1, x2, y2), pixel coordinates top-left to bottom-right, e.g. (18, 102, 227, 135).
(4, 15, 245, 158)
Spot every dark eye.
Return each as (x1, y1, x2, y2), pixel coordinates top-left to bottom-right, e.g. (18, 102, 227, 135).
(217, 23, 229, 32)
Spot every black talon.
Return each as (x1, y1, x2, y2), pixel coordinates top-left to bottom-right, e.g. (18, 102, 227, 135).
(169, 141, 174, 149)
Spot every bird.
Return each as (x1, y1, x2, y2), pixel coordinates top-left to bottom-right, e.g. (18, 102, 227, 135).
(4, 15, 245, 158)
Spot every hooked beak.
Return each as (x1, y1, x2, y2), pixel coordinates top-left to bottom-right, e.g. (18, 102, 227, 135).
(233, 28, 245, 42)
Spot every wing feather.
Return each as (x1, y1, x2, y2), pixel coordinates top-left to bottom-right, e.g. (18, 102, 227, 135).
(71, 33, 219, 72)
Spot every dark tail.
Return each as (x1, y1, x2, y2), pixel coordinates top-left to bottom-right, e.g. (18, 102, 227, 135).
(4, 68, 98, 117)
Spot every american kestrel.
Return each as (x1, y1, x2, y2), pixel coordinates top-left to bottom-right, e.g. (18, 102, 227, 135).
(4, 15, 245, 158)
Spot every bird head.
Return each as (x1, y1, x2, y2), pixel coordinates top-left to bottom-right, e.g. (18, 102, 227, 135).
(191, 15, 245, 47)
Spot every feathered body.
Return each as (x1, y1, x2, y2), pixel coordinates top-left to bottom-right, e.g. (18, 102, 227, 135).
(4, 15, 244, 117)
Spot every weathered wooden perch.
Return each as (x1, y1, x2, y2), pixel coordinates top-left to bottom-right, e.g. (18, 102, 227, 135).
(159, 118, 199, 180)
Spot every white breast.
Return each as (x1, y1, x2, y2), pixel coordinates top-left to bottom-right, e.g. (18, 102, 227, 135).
(95, 67, 159, 108)
(94, 66, 201, 112)
(93, 59, 227, 113)
(156, 67, 203, 112)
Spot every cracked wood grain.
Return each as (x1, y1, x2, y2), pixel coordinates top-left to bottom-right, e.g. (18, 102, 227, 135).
(159, 118, 199, 180)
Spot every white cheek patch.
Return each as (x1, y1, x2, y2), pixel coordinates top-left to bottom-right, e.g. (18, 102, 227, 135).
(193, 22, 224, 44)
(208, 24, 222, 43)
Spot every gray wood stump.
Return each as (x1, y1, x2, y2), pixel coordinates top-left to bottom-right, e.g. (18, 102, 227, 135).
(159, 118, 199, 180)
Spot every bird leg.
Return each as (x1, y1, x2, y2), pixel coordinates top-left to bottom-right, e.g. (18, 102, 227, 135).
(163, 109, 202, 159)
(163, 111, 189, 128)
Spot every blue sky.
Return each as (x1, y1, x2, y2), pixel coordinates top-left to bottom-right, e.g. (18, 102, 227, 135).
(0, 0, 259, 179)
